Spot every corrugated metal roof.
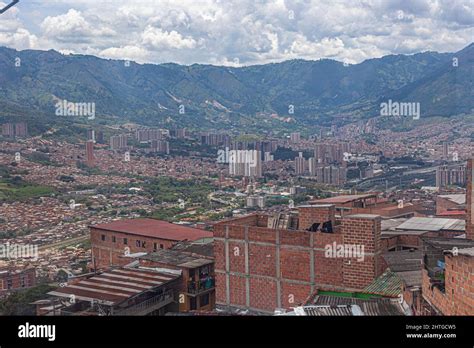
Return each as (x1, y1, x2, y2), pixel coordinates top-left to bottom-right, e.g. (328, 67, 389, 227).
(397, 270, 422, 287)
(307, 295, 403, 316)
(303, 305, 355, 316)
(438, 194, 465, 205)
(48, 267, 179, 306)
(397, 217, 465, 232)
(382, 250, 423, 272)
(363, 269, 402, 297)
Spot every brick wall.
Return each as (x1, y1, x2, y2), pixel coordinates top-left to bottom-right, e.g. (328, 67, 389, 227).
(342, 215, 382, 289)
(0, 268, 36, 295)
(422, 253, 474, 315)
(91, 227, 176, 269)
(214, 207, 384, 312)
(436, 196, 461, 215)
(299, 205, 335, 230)
(467, 159, 474, 240)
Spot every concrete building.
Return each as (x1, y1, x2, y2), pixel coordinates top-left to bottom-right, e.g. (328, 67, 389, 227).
(109, 135, 128, 150)
(436, 164, 466, 188)
(294, 152, 306, 176)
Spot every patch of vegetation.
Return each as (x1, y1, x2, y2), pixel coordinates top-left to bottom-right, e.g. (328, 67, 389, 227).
(0, 284, 56, 315)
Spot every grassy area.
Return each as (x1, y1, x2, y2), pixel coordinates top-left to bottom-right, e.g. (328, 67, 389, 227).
(0, 182, 56, 202)
(144, 176, 216, 205)
(0, 165, 56, 202)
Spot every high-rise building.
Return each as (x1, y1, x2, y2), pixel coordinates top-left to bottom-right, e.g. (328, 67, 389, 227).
(1, 123, 15, 138)
(316, 165, 347, 186)
(294, 152, 306, 175)
(110, 135, 128, 150)
(442, 141, 449, 159)
(171, 128, 186, 139)
(308, 157, 317, 177)
(150, 140, 170, 154)
(14, 122, 28, 138)
(85, 141, 95, 167)
(246, 195, 265, 208)
(96, 131, 104, 144)
(264, 152, 274, 162)
(136, 128, 163, 142)
(87, 129, 96, 143)
(436, 164, 466, 188)
(290, 132, 301, 143)
(314, 142, 349, 165)
(1, 122, 28, 138)
(229, 150, 262, 178)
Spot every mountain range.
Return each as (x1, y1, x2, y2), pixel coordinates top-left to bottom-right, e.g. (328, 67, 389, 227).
(0, 43, 472, 132)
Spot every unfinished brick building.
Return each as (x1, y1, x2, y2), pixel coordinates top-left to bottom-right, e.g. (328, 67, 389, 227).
(213, 204, 385, 313)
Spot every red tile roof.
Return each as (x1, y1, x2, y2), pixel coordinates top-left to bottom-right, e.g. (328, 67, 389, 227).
(91, 219, 213, 241)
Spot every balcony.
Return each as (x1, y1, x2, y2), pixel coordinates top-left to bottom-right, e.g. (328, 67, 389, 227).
(187, 277, 215, 295)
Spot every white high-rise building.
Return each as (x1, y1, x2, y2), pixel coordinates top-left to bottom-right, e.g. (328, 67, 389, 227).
(229, 150, 262, 178)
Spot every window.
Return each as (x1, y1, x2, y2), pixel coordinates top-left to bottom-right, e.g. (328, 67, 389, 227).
(153, 243, 157, 251)
(136, 240, 141, 247)
(190, 297, 197, 310)
(200, 294, 210, 307)
(123, 238, 128, 245)
(7, 278, 12, 289)
(20, 276, 26, 288)
(112, 236, 116, 243)
(101, 234, 106, 241)
(160, 244, 164, 249)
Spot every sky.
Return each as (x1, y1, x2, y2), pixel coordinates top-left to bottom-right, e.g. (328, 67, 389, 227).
(0, 0, 473, 66)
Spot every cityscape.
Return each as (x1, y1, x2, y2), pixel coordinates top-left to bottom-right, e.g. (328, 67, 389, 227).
(0, 0, 473, 346)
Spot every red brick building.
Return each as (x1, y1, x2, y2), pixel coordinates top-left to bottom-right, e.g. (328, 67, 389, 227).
(466, 159, 473, 240)
(422, 242, 474, 315)
(435, 194, 465, 218)
(213, 205, 384, 313)
(90, 219, 212, 270)
(0, 266, 36, 296)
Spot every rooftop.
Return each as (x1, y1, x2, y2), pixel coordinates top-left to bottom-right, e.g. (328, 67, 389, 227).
(363, 269, 402, 297)
(311, 193, 378, 204)
(397, 217, 465, 232)
(397, 271, 422, 288)
(48, 267, 179, 306)
(438, 194, 466, 205)
(139, 248, 213, 269)
(382, 250, 423, 272)
(91, 218, 213, 241)
(294, 294, 403, 316)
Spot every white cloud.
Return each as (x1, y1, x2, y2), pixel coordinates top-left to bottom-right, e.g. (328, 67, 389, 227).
(141, 26, 199, 50)
(1, 0, 472, 65)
